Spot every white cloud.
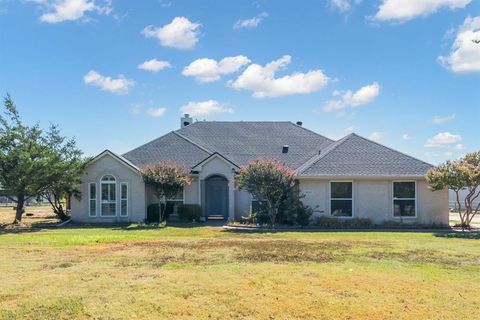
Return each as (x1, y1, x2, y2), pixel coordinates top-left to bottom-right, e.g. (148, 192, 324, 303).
(453, 143, 466, 149)
(142, 16, 201, 50)
(233, 12, 268, 29)
(138, 59, 171, 72)
(229, 55, 329, 98)
(36, 0, 112, 23)
(368, 131, 386, 142)
(402, 134, 413, 140)
(83, 70, 134, 94)
(373, 0, 471, 22)
(182, 56, 251, 83)
(425, 132, 462, 147)
(329, 0, 352, 13)
(432, 113, 456, 124)
(438, 16, 480, 73)
(345, 125, 357, 132)
(323, 82, 380, 112)
(180, 100, 233, 118)
(146, 107, 167, 117)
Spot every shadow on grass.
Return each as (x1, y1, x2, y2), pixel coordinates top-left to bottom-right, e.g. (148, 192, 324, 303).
(433, 232, 480, 240)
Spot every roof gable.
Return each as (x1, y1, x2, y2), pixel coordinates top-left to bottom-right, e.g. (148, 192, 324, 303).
(89, 150, 140, 174)
(175, 121, 333, 169)
(299, 133, 432, 177)
(122, 131, 210, 168)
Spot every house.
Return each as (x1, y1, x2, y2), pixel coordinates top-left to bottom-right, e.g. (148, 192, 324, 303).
(71, 115, 448, 225)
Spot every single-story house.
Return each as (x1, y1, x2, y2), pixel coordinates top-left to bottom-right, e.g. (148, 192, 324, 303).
(71, 115, 448, 225)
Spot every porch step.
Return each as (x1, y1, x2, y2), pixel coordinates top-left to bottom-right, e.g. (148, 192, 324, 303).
(207, 215, 226, 220)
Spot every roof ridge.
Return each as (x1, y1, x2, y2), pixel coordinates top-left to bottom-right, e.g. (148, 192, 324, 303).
(122, 131, 209, 157)
(296, 134, 352, 175)
(172, 131, 213, 154)
(350, 133, 434, 167)
(287, 121, 335, 143)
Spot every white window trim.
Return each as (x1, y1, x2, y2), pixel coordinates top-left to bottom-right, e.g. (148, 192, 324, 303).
(120, 182, 128, 217)
(329, 180, 354, 218)
(100, 174, 117, 218)
(88, 182, 97, 217)
(392, 180, 417, 219)
(166, 188, 185, 203)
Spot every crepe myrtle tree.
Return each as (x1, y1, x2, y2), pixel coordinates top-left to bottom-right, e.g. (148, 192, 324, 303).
(141, 163, 191, 223)
(426, 151, 480, 229)
(237, 158, 296, 227)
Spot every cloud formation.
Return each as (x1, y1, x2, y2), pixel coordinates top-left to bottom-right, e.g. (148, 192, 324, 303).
(432, 113, 456, 124)
(323, 82, 380, 112)
(83, 70, 134, 94)
(142, 17, 201, 50)
(373, 0, 471, 22)
(182, 56, 251, 82)
(368, 131, 386, 142)
(229, 55, 329, 98)
(233, 12, 268, 29)
(37, 0, 112, 23)
(180, 100, 234, 118)
(146, 107, 167, 117)
(138, 59, 172, 72)
(438, 16, 480, 73)
(425, 132, 462, 147)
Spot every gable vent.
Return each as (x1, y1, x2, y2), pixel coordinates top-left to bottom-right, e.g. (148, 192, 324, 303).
(282, 145, 289, 153)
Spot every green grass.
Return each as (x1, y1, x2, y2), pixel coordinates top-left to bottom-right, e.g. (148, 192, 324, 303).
(0, 224, 479, 320)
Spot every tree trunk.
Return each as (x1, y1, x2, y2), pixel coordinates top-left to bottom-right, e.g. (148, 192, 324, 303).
(13, 194, 25, 224)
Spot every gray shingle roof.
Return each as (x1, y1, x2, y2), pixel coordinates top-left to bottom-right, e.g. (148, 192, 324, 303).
(175, 121, 333, 169)
(298, 133, 432, 177)
(121, 122, 431, 177)
(123, 131, 210, 168)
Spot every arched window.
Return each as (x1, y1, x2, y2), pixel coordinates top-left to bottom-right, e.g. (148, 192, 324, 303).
(101, 175, 116, 216)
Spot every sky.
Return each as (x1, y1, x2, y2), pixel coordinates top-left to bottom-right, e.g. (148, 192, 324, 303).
(0, 0, 479, 164)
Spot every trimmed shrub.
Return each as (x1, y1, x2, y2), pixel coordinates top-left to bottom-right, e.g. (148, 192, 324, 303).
(312, 216, 372, 229)
(146, 202, 176, 223)
(177, 204, 201, 222)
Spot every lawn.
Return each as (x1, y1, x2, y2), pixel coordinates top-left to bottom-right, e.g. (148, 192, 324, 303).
(0, 216, 479, 320)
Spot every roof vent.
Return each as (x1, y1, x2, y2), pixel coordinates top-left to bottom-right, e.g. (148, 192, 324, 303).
(181, 114, 193, 128)
(282, 145, 289, 153)
(296, 121, 303, 126)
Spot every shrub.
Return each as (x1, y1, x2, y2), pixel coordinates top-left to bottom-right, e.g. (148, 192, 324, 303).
(312, 216, 372, 229)
(177, 204, 201, 222)
(146, 203, 176, 223)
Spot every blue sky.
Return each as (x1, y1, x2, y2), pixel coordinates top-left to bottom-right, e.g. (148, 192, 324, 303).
(0, 0, 479, 163)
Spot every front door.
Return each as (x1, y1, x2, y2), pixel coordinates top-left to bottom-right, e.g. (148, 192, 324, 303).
(205, 175, 228, 218)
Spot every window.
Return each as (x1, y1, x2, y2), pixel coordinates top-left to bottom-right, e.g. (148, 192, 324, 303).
(393, 181, 416, 217)
(251, 196, 267, 214)
(89, 183, 96, 217)
(120, 182, 128, 217)
(330, 181, 353, 217)
(166, 188, 184, 215)
(101, 175, 116, 217)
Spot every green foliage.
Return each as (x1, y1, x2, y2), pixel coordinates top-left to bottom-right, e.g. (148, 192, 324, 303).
(177, 204, 201, 222)
(237, 158, 295, 226)
(0, 95, 85, 223)
(427, 151, 480, 228)
(142, 163, 191, 222)
(312, 216, 372, 229)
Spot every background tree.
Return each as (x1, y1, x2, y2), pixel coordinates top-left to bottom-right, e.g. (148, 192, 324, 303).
(40, 125, 86, 221)
(141, 163, 191, 223)
(237, 158, 296, 227)
(426, 151, 480, 229)
(0, 95, 51, 223)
